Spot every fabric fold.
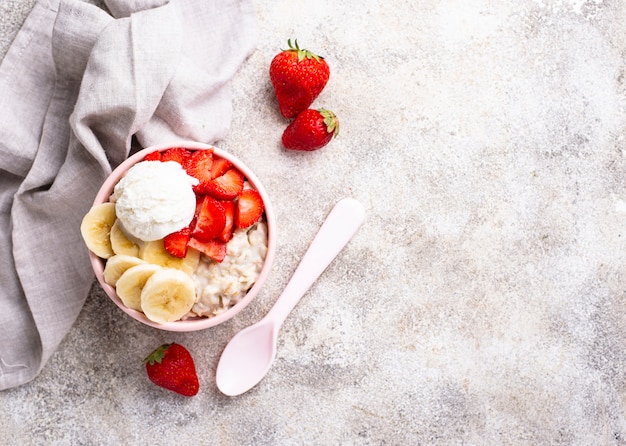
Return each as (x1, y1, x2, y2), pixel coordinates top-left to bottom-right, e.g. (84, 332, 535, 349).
(0, 0, 257, 390)
(70, 2, 184, 170)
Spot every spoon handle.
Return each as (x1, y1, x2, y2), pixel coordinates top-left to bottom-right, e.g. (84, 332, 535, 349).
(266, 197, 366, 326)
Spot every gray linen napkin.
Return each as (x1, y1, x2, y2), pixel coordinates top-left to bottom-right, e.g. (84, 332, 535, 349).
(0, 0, 258, 390)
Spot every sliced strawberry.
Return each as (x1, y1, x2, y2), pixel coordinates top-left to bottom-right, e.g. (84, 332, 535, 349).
(235, 189, 264, 229)
(143, 150, 161, 161)
(160, 148, 190, 165)
(163, 227, 191, 258)
(210, 157, 233, 179)
(192, 196, 226, 241)
(204, 168, 244, 200)
(185, 149, 214, 193)
(219, 200, 235, 243)
(188, 237, 227, 263)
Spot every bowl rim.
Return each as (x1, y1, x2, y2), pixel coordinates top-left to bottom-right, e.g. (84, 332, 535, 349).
(89, 141, 276, 332)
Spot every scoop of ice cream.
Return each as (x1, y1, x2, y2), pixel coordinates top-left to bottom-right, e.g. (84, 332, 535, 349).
(113, 161, 199, 242)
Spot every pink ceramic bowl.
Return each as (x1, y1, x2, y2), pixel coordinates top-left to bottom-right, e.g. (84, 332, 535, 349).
(88, 142, 276, 331)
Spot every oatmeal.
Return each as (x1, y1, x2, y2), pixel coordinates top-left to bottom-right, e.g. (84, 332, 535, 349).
(188, 221, 268, 318)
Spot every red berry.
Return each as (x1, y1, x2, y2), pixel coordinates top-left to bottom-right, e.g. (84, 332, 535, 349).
(163, 227, 191, 258)
(281, 108, 339, 151)
(235, 189, 264, 229)
(269, 39, 330, 119)
(144, 343, 199, 397)
(192, 196, 226, 241)
(204, 168, 245, 200)
(160, 148, 190, 165)
(188, 237, 227, 263)
(210, 157, 233, 179)
(185, 149, 214, 194)
(143, 151, 161, 161)
(219, 200, 235, 243)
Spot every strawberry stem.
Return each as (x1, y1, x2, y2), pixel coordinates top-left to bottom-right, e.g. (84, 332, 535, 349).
(286, 38, 324, 62)
(144, 343, 171, 365)
(319, 109, 340, 137)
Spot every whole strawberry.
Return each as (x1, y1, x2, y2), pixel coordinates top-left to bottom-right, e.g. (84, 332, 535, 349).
(144, 343, 199, 396)
(282, 108, 339, 151)
(269, 39, 330, 119)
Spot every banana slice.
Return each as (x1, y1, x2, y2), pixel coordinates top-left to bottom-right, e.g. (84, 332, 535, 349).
(141, 268, 197, 324)
(181, 248, 201, 275)
(80, 202, 117, 259)
(115, 263, 162, 311)
(103, 254, 145, 287)
(139, 240, 200, 275)
(110, 220, 140, 257)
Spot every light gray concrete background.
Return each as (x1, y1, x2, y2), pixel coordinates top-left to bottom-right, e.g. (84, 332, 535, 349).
(2, 0, 626, 444)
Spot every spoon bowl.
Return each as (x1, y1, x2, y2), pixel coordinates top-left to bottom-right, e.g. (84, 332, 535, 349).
(216, 198, 365, 396)
(215, 319, 278, 396)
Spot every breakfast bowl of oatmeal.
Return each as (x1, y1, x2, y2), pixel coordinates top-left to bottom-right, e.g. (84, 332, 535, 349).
(80, 142, 276, 331)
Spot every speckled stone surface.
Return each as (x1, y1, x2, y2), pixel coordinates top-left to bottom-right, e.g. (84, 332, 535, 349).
(2, 0, 626, 444)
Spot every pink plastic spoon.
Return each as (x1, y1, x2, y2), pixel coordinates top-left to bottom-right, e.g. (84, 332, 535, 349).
(215, 198, 366, 396)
